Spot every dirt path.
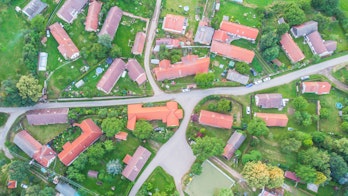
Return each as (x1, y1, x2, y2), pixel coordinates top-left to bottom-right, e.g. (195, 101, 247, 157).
(319, 67, 348, 92)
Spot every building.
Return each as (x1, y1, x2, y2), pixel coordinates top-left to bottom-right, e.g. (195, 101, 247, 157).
(223, 132, 246, 160)
(55, 183, 78, 196)
(49, 22, 80, 60)
(56, 0, 88, 24)
(153, 55, 210, 81)
(255, 113, 288, 127)
(212, 30, 231, 43)
(284, 171, 300, 182)
(125, 59, 147, 85)
(85, 1, 102, 32)
(98, 6, 123, 40)
(219, 21, 259, 42)
(122, 146, 151, 181)
(291, 21, 318, 38)
(280, 33, 305, 63)
(96, 58, 126, 94)
(210, 41, 255, 64)
(226, 70, 249, 85)
(194, 25, 215, 45)
(14, 130, 56, 167)
(155, 38, 180, 49)
(255, 93, 283, 109)
(7, 180, 17, 189)
(131, 32, 146, 55)
(198, 110, 233, 129)
(38, 52, 48, 71)
(22, 0, 47, 20)
(127, 101, 183, 130)
(162, 14, 187, 34)
(26, 108, 69, 126)
(115, 131, 128, 141)
(301, 82, 331, 95)
(305, 31, 337, 57)
(58, 119, 102, 166)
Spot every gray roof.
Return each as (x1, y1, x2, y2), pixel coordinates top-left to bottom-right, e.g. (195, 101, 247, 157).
(255, 93, 283, 108)
(125, 59, 147, 85)
(291, 21, 318, 37)
(306, 31, 328, 55)
(194, 26, 215, 45)
(26, 108, 69, 126)
(226, 70, 249, 85)
(55, 183, 79, 196)
(13, 130, 42, 158)
(57, 0, 88, 23)
(223, 132, 246, 160)
(22, 0, 47, 20)
(324, 40, 337, 52)
(122, 146, 151, 181)
(98, 6, 123, 40)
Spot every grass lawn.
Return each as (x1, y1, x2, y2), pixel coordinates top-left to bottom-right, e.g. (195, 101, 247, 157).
(332, 65, 348, 84)
(321, 22, 348, 53)
(339, 0, 348, 17)
(138, 167, 176, 195)
(0, 113, 9, 127)
(114, 0, 155, 18)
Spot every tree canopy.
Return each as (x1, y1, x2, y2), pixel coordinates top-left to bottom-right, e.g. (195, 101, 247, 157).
(292, 96, 308, 111)
(268, 166, 285, 189)
(8, 160, 30, 184)
(247, 117, 269, 137)
(295, 165, 317, 183)
(16, 74, 42, 102)
(311, 0, 339, 16)
(330, 153, 348, 182)
(194, 73, 215, 88)
(235, 63, 250, 75)
(133, 120, 153, 140)
(242, 161, 270, 188)
(101, 117, 125, 137)
(192, 137, 224, 161)
(280, 137, 302, 153)
(106, 159, 123, 175)
(283, 3, 306, 26)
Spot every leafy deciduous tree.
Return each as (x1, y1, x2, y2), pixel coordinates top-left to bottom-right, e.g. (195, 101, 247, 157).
(133, 120, 153, 140)
(192, 137, 224, 161)
(281, 138, 302, 153)
(267, 166, 285, 189)
(247, 117, 269, 137)
(235, 62, 250, 75)
(16, 74, 42, 102)
(101, 117, 125, 137)
(295, 165, 317, 183)
(194, 73, 215, 88)
(242, 161, 269, 189)
(292, 96, 308, 111)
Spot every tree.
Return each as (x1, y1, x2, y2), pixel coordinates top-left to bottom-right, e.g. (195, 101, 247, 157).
(267, 166, 284, 189)
(91, 43, 108, 59)
(292, 96, 308, 111)
(191, 162, 202, 175)
(103, 140, 114, 152)
(101, 117, 125, 137)
(298, 0, 311, 13)
(25, 185, 41, 196)
(192, 137, 224, 161)
(276, 23, 290, 37)
(294, 111, 312, 127)
(242, 150, 262, 164)
(30, 15, 45, 33)
(341, 122, 348, 132)
(106, 159, 122, 175)
(262, 46, 279, 61)
(39, 187, 56, 196)
(313, 13, 331, 31)
(315, 171, 327, 185)
(86, 143, 105, 165)
(215, 188, 234, 196)
(311, 0, 339, 16)
(8, 160, 30, 184)
(16, 74, 42, 102)
(133, 120, 153, 140)
(320, 108, 330, 119)
(217, 99, 232, 113)
(247, 117, 269, 137)
(298, 147, 330, 172)
(295, 165, 317, 183)
(311, 132, 326, 147)
(194, 73, 215, 88)
(242, 161, 269, 189)
(71, 153, 88, 171)
(98, 34, 112, 48)
(330, 153, 348, 182)
(333, 138, 348, 161)
(235, 62, 250, 75)
(67, 167, 86, 182)
(0, 79, 31, 106)
(171, 54, 181, 63)
(260, 31, 278, 51)
(281, 138, 302, 153)
(109, 45, 122, 58)
(283, 3, 306, 26)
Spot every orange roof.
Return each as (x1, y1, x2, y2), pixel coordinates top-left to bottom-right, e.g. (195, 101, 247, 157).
(58, 119, 102, 166)
(210, 40, 255, 64)
(198, 110, 233, 129)
(255, 113, 288, 127)
(85, 1, 102, 32)
(153, 55, 210, 81)
(220, 21, 259, 40)
(302, 82, 331, 95)
(280, 33, 305, 63)
(162, 14, 186, 34)
(131, 32, 146, 55)
(115, 131, 128, 141)
(127, 101, 183, 130)
(33, 145, 56, 167)
(122, 154, 132, 164)
(212, 29, 229, 43)
(7, 180, 17, 189)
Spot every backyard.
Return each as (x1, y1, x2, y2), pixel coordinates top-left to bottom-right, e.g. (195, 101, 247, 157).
(332, 65, 348, 84)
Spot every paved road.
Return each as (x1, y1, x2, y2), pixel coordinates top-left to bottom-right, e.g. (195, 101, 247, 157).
(320, 67, 348, 92)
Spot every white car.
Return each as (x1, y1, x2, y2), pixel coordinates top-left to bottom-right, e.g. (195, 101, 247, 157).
(182, 88, 190, 93)
(263, 77, 271, 82)
(254, 80, 262, 85)
(246, 106, 251, 114)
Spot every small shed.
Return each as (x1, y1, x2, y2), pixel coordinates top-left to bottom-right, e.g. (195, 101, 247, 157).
(7, 180, 17, 189)
(38, 52, 48, 71)
(88, 170, 98, 178)
(307, 183, 319, 193)
(115, 131, 128, 141)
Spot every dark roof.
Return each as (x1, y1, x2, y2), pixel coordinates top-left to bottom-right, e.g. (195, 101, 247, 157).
(255, 93, 283, 108)
(194, 25, 215, 45)
(22, 0, 47, 20)
(125, 59, 147, 85)
(98, 6, 123, 40)
(223, 132, 246, 160)
(57, 0, 88, 23)
(26, 108, 69, 125)
(306, 31, 328, 55)
(96, 58, 126, 94)
(122, 146, 151, 181)
(291, 21, 318, 37)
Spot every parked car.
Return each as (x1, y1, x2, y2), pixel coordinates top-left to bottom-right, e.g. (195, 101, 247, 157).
(246, 83, 254, 88)
(182, 88, 190, 93)
(262, 77, 271, 82)
(301, 76, 310, 81)
(246, 106, 251, 114)
(250, 68, 257, 76)
(254, 80, 262, 85)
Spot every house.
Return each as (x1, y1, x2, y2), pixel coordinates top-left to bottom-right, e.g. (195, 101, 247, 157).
(301, 82, 331, 95)
(22, 0, 47, 20)
(127, 101, 183, 130)
(49, 22, 80, 60)
(58, 118, 102, 166)
(290, 21, 318, 38)
(280, 33, 305, 63)
(7, 180, 17, 189)
(223, 131, 246, 160)
(26, 108, 69, 126)
(255, 93, 283, 109)
(153, 55, 210, 81)
(212, 29, 231, 43)
(98, 6, 123, 40)
(219, 21, 259, 42)
(56, 0, 88, 24)
(162, 14, 187, 34)
(210, 41, 255, 64)
(115, 131, 128, 141)
(96, 58, 126, 94)
(125, 59, 147, 85)
(226, 70, 249, 85)
(38, 52, 48, 71)
(194, 25, 215, 45)
(55, 183, 78, 196)
(155, 38, 180, 49)
(284, 171, 300, 182)
(305, 31, 337, 57)
(85, 1, 102, 32)
(122, 146, 151, 181)
(198, 110, 233, 129)
(255, 113, 288, 127)
(13, 130, 56, 167)
(131, 32, 146, 55)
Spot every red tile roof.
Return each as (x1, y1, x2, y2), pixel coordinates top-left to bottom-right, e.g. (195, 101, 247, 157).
(131, 32, 146, 55)
(210, 40, 255, 64)
(156, 38, 180, 48)
(280, 33, 305, 63)
(123, 154, 132, 164)
(33, 145, 57, 167)
(7, 180, 17, 189)
(98, 6, 123, 40)
(49, 22, 80, 60)
(285, 171, 300, 182)
(115, 131, 128, 141)
(255, 113, 288, 127)
(302, 82, 331, 95)
(85, 1, 102, 32)
(127, 101, 183, 131)
(220, 21, 259, 41)
(125, 59, 147, 85)
(212, 29, 230, 43)
(153, 55, 210, 81)
(198, 110, 233, 129)
(26, 108, 69, 126)
(96, 58, 126, 94)
(57, 0, 88, 23)
(162, 14, 187, 34)
(122, 146, 151, 181)
(58, 119, 102, 166)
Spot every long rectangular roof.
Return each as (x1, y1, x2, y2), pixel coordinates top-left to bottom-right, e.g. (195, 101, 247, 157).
(306, 31, 328, 55)
(85, 1, 102, 32)
(210, 41, 255, 64)
(122, 146, 151, 181)
(162, 14, 186, 34)
(57, 0, 88, 23)
(226, 70, 249, 85)
(22, 0, 47, 20)
(220, 21, 259, 40)
(131, 32, 146, 55)
(280, 33, 305, 63)
(223, 132, 246, 160)
(255, 93, 283, 109)
(26, 108, 69, 126)
(96, 58, 126, 94)
(125, 59, 147, 85)
(98, 6, 123, 40)
(198, 110, 233, 129)
(291, 21, 318, 37)
(302, 82, 331, 95)
(255, 113, 288, 127)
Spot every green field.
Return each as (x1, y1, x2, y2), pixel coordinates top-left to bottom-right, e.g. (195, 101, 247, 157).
(339, 0, 348, 17)
(138, 167, 177, 195)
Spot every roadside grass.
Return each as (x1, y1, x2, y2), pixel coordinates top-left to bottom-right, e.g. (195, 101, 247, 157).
(332, 65, 348, 84)
(139, 167, 176, 194)
(0, 113, 9, 127)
